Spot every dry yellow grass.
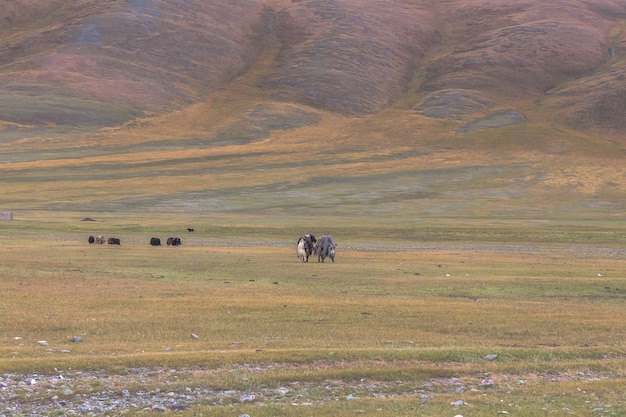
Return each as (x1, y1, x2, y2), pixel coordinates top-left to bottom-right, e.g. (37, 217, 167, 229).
(2, 217, 626, 415)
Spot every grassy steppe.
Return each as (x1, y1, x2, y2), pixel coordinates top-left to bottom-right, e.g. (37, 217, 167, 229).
(1, 213, 626, 415)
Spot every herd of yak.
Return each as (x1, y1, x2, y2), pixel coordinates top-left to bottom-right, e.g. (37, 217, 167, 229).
(297, 234, 337, 263)
(87, 232, 337, 262)
(87, 235, 182, 246)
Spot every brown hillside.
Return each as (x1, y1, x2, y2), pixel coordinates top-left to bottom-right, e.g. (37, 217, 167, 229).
(0, 0, 266, 129)
(1, 0, 624, 131)
(1, 0, 626, 218)
(261, 0, 439, 114)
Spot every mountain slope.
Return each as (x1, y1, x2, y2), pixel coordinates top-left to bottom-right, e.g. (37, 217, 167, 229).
(2, 0, 624, 131)
(1, 0, 625, 219)
(0, 0, 266, 130)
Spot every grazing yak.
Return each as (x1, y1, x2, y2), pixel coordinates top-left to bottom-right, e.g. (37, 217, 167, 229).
(314, 235, 337, 263)
(150, 237, 161, 246)
(297, 234, 316, 262)
(95, 235, 106, 244)
(88, 235, 95, 244)
(108, 237, 121, 245)
(167, 237, 182, 246)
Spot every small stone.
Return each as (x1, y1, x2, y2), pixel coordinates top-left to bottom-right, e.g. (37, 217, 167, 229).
(70, 336, 82, 343)
(37, 340, 49, 346)
(239, 393, 255, 402)
(450, 400, 465, 406)
(479, 379, 495, 389)
(485, 354, 497, 360)
(191, 333, 199, 339)
(152, 403, 167, 412)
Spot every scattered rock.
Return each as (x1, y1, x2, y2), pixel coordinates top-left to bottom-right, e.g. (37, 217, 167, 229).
(37, 340, 49, 346)
(239, 393, 255, 402)
(414, 90, 493, 120)
(457, 110, 525, 133)
(0, 367, 614, 415)
(479, 379, 495, 389)
(191, 333, 199, 339)
(70, 336, 82, 343)
(485, 354, 498, 360)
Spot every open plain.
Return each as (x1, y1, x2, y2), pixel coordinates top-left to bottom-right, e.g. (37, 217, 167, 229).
(1, 213, 626, 416)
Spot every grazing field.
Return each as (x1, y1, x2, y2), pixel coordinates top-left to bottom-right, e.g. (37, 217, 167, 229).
(1, 212, 626, 416)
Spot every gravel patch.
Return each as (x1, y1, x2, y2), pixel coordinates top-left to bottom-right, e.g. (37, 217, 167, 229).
(0, 366, 618, 416)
